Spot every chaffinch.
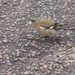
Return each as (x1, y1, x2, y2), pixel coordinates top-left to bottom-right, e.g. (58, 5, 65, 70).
(31, 18, 64, 37)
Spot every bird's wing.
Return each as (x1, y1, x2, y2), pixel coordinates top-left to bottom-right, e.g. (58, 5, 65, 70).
(40, 24, 51, 29)
(40, 23, 63, 30)
(39, 19, 54, 29)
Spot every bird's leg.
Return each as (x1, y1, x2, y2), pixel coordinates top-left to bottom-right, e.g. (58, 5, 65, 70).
(36, 33, 44, 40)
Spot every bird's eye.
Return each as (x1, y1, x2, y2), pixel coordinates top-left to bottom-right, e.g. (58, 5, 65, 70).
(31, 20, 35, 22)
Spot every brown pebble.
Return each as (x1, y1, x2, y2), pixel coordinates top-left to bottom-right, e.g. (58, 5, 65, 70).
(43, 65, 47, 68)
(2, 39, 8, 43)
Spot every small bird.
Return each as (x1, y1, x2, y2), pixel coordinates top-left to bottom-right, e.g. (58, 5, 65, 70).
(31, 18, 64, 37)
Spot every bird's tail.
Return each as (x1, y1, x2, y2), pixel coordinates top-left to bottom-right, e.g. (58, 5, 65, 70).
(50, 23, 75, 31)
(63, 28, 75, 31)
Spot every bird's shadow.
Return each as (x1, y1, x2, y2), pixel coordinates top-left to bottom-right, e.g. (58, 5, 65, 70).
(29, 36, 63, 45)
(45, 36, 62, 44)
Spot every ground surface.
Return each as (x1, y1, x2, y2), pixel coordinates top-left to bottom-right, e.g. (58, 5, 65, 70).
(0, 0, 75, 75)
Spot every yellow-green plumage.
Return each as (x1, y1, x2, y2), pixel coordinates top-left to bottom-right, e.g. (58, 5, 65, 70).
(31, 18, 63, 36)
(40, 19, 54, 29)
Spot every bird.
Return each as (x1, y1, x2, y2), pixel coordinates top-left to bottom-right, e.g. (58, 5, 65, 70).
(31, 18, 64, 37)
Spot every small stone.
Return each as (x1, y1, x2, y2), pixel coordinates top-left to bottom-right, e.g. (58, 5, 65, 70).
(1, 15, 6, 18)
(2, 39, 8, 43)
(54, 63, 58, 68)
(44, 1, 50, 5)
(40, 63, 44, 65)
(24, 71, 30, 74)
(12, 2, 18, 6)
(10, 34, 14, 37)
(0, 54, 2, 58)
(22, 49, 26, 52)
(57, 60, 63, 64)
(31, 53, 36, 57)
(63, 64, 68, 68)
(54, 59, 58, 62)
(26, 34, 34, 39)
(41, 69, 45, 73)
(22, 17, 26, 21)
(49, 0, 52, 2)
(35, 67, 39, 71)
(43, 65, 48, 68)
(26, 66, 31, 70)
(19, 57, 25, 62)
(2, 46, 6, 48)
(30, 41, 38, 48)
(0, 41, 2, 44)
(14, 21, 17, 24)
(40, 67, 43, 70)
(27, 53, 31, 57)
(16, 28, 19, 32)
(49, 62, 53, 69)
(20, 0, 24, 3)
(25, 40, 31, 47)
(6, 28, 9, 30)
(11, 52, 16, 55)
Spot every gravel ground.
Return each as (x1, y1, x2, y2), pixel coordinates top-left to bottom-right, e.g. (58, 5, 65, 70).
(0, 0, 75, 75)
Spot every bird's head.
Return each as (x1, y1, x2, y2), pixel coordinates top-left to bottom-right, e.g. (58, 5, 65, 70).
(31, 19, 36, 23)
(31, 18, 41, 26)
